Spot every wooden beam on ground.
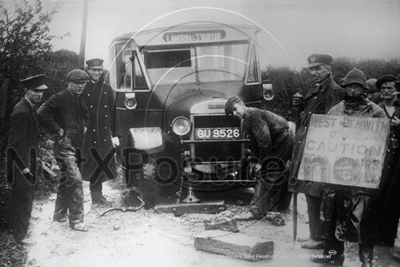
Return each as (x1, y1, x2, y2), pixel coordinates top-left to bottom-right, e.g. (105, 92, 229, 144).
(194, 230, 274, 261)
(154, 201, 226, 216)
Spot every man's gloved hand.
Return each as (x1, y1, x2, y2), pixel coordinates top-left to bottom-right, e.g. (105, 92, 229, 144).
(22, 168, 36, 183)
(112, 136, 120, 146)
(249, 163, 262, 177)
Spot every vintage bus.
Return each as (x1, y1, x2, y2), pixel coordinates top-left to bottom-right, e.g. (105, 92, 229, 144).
(109, 22, 273, 203)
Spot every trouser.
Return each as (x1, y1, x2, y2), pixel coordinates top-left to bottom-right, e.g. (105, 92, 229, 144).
(306, 194, 322, 241)
(54, 136, 84, 225)
(9, 172, 35, 240)
(322, 188, 374, 264)
(249, 178, 281, 219)
(90, 178, 103, 193)
(324, 237, 374, 263)
(249, 131, 295, 218)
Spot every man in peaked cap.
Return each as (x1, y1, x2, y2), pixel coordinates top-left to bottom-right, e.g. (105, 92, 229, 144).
(81, 58, 121, 206)
(37, 69, 90, 232)
(7, 74, 48, 245)
(289, 54, 346, 250)
(310, 68, 385, 266)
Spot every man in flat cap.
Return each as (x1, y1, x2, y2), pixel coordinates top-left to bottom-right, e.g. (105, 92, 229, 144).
(81, 58, 121, 205)
(375, 74, 400, 248)
(37, 69, 91, 232)
(290, 54, 345, 249)
(225, 96, 295, 220)
(366, 78, 381, 104)
(7, 74, 47, 245)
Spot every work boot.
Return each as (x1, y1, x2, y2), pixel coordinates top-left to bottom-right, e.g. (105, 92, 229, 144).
(310, 253, 344, 266)
(53, 212, 68, 222)
(359, 244, 373, 267)
(91, 191, 109, 205)
(301, 239, 325, 249)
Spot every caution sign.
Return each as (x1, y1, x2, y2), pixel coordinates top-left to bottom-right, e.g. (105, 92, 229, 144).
(298, 114, 390, 189)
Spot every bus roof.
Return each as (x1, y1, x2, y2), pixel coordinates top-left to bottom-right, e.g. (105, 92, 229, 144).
(109, 22, 260, 48)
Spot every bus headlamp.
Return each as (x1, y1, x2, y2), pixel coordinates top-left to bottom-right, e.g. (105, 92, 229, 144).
(171, 116, 191, 136)
(124, 93, 137, 110)
(262, 81, 274, 101)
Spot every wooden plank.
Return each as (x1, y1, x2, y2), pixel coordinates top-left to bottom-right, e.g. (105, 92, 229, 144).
(155, 201, 226, 216)
(204, 218, 238, 233)
(194, 230, 274, 261)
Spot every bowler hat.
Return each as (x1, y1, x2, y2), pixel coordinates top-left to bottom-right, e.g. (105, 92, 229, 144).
(341, 68, 368, 90)
(20, 74, 48, 90)
(86, 58, 104, 69)
(375, 75, 399, 90)
(307, 54, 333, 68)
(66, 69, 91, 83)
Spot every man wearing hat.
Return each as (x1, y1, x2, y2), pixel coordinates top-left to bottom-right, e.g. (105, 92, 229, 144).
(37, 69, 91, 232)
(375, 74, 400, 248)
(7, 74, 47, 245)
(225, 96, 295, 220)
(366, 78, 381, 104)
(290, 54, 346, 249)
(81, 58, 121, 205)
(311, 68, 385, 266)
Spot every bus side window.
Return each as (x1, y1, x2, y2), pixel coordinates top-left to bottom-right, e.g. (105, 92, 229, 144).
(133, 54, 148, 89)
(246, 44, 260, 84)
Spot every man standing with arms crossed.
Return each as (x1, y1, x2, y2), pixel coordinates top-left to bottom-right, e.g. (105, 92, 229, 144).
(290, 54, 345, 249)
(7, 74, 48, 245)
(81, 58, 121, 205)
(37, 69, 91, 232)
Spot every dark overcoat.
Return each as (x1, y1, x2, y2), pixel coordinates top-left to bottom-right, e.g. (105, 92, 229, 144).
(7, 97, 38, 239)
(377, 102, 400, 245)
(8, 98, 38, 169)
(80, 79, 121, 182)
(289, 75, 345, 196)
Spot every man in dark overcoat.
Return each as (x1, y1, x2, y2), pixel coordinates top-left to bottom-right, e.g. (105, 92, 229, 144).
(7, 74, 48, 245)
(37, 69, 91, 232)
(289, 54, 345, 249)
(375, 75, 400, 246)
(81, 58, 121, 205)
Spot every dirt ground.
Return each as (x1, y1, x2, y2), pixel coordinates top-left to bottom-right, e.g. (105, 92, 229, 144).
(24, 180, 400, 267)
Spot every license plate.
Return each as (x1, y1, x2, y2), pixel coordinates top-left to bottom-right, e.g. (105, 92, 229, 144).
(194, 127, 241, 140)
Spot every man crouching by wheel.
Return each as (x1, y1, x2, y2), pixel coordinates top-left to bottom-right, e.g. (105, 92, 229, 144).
(224, 96, 295, 220)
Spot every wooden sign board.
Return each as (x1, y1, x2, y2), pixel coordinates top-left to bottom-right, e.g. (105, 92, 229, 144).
(298, 114, 390, 189)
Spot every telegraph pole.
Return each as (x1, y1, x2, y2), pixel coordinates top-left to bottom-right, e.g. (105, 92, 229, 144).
(78, 0, 89, 69)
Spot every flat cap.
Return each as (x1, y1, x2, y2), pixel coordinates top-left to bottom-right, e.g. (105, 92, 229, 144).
(225, 96, 242, 116)
(375, 75, 399, 90)
(66, 69, 91, 82)
(366, 78, 378, 93)
(86, 58, 104, 69)
(307, 54, 333, 68)
(341, 68, 368, 90)
(20, 74, 48, 90)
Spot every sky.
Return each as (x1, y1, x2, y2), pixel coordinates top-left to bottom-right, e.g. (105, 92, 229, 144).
(38, 0, 400, 72)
